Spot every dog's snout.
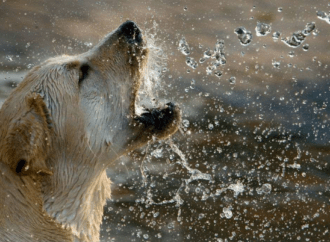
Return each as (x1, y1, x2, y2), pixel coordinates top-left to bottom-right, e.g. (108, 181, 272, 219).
(118, 20, 142, 44)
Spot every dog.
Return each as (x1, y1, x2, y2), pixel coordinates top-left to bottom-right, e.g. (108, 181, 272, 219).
(0, 21, 181, 242)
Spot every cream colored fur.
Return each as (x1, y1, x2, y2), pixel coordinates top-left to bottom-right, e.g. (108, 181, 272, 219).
(0, 21, 181, 242)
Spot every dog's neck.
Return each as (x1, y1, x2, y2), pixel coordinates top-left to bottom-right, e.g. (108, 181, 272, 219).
(42, 156, 111, 242)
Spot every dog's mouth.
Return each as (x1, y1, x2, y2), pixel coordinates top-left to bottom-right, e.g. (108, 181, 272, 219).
(118, 21, 181, 140)
(110, 21, 181, 141)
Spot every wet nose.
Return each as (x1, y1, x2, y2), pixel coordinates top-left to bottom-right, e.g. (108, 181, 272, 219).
(118, 21, 142, 44)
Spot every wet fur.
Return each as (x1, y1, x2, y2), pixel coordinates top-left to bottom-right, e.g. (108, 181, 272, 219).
(0, 21, 181, 242)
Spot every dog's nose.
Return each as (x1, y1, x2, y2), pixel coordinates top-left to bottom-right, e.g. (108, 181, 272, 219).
(118, 21, 142, 44)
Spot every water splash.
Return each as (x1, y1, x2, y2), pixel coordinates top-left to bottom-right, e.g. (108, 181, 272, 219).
(234, 27, 253, 46)
(227, 181, 245, 197)
(317, 10, 330, 24)
(215, 70, 223, 78)
(255, 22, 271, 36)
(272, 60, 280, 69)
(256, 183, 272, 195)
(6, 55, 13, 62)
(281, 22, 315, 48)
(186, 57, 198, 69)
(272, 31, 281, 41)
(214, 181, 245, 198)
(302, 44, 309, 51)
(222, 207, 233, 219)
(136, 21, 168, 113)
(213, 39, 226, 65)
(138, 140, 212, 210)
(169, 141, 212, 183)
(178, 36, 190, 55)
(203, 40, 226, 75)
(228, 76, 236, 84)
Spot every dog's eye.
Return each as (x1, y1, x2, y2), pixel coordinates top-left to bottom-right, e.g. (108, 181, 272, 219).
(16, 159, 27, 174)
(79, 64, 90, 84)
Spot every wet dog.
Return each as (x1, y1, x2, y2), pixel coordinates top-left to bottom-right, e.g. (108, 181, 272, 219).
(0, 21, 181, 242)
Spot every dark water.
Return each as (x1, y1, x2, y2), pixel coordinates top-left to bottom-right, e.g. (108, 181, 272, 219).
(1, 0, 329, 241)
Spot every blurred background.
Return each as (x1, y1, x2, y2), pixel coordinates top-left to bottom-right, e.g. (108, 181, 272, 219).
(1, 0, 330, 241)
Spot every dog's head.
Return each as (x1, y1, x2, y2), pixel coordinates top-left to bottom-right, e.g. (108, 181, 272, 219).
(0, 21, 181, 174)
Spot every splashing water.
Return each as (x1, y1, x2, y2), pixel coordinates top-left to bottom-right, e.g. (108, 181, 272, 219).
(256, 183, 272, 195)
(213, 39, 226, 65)
(281, 22, 315, 48)
(169, 141, 212, 183)
(272, 31, 281, 41)
(272, 60, 280, 69)
(317, 10, 330, 24)
(255, 22, 271, 36)
(138, 140, 212, 210)
(135, 21, 168, 113)
(186, 56, 198, 69)
(234, 27, 253, 46)
(178, 36, 190, 55)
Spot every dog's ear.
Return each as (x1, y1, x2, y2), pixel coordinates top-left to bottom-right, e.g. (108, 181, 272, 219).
(3, 93, 53, 176)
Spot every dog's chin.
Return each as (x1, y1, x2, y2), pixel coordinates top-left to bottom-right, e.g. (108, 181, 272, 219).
(135, 102, 181, 140)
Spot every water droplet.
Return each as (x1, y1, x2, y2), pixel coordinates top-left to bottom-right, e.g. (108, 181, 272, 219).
(198, 213, 205, 220)
(302, 44, 309, 51)
(278, 7, 283, 12)
(84, 42, 93, 47)
(183, 6, 187, 11)
(151, 148, 163, 158)
(214, 71, 222, 78)
(227, 181, 244, 197)
(302, 22, 315, 36)
(272, 60, 280, 69)
(27, 64, 34, 69)
(229, 76, 236, 84)
(206, 65, 215, 75)
(288, 51, 295, 57)
(186, 57, 198, 69)
(317, 10, 330, 24)
(256, 183, 272, 194)
(143, 234, 149, 239)
(208, 123, 214, 130)
(182, 119, 190, 128)
(234, 27, 252, 46)
(204, 49, 212, 58)
(178, 37, 190, 55)
(281, 22, 315, 48)
(255, 22, 271, 36)
(272, 31, 281, 41)
(212, 40, 226, 66)
(223, 207, 233, 219)
(6, 55, 13, 62)
(312, 28, 319, 36)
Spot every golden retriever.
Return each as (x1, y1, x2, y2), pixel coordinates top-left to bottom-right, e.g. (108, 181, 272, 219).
(0, 21, 181, 242)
